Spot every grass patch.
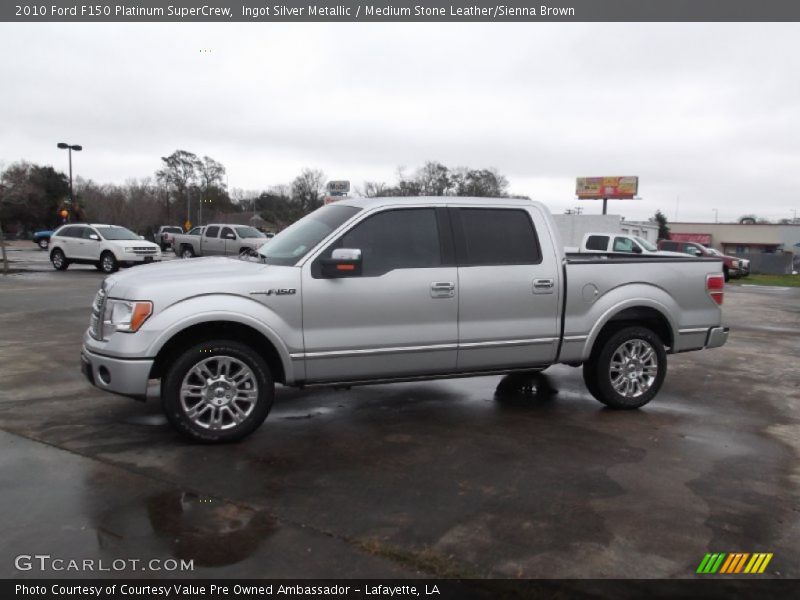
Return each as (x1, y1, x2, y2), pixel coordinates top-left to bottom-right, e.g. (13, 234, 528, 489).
(732, 273, 800, 287)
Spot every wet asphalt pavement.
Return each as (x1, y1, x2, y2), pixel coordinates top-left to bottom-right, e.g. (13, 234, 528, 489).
(1, 252, 799, 579)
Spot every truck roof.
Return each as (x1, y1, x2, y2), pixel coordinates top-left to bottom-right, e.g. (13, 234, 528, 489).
(335, 196, 540, 210)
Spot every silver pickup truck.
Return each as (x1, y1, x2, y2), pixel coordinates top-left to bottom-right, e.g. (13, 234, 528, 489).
(81, 197, 729, 442)
(172, 224, 267, 259)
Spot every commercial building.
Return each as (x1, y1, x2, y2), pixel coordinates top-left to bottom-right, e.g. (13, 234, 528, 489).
(668, 222, 800, 256)
(668, 222, 800, 274)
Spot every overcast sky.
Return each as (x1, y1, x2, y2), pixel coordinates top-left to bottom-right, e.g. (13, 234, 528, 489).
(1, 22, 799, 222)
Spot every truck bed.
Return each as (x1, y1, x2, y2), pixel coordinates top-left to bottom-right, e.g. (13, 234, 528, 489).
(558, 253, 725, 363)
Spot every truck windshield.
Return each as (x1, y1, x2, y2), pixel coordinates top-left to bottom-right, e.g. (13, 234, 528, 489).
(259, 204, 361, 266)
(235, 226, 265, 239)
(95, 226, 140, 241)
(634, 237, 658, 252)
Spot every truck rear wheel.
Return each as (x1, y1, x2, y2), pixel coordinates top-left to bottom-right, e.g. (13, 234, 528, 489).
(162, 340, 274, 443)
(583, 326, 666, 409)
(180, 245, 195, 259)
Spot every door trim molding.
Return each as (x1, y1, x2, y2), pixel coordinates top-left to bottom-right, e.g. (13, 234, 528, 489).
(291, 337, 559, 360)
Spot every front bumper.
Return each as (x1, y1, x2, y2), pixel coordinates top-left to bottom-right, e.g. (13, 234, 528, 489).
(122, 254, 162, 264)
(81, 346, 153, 400)
(705, 326, 729, 349)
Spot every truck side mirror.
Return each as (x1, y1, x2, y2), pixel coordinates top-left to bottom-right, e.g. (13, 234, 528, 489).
(321, 248, 362, 278)
(89, 234, 100, 241)
(224, 233, 236, 240)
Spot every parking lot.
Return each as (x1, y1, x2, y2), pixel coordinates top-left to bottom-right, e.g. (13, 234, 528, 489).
(1, 250, 799, 579)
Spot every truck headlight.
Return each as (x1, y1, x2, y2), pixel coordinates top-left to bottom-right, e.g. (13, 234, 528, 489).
(124, 247, 135, 253)
(103, 299, 153, 333)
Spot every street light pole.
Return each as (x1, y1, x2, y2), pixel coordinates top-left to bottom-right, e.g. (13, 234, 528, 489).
(57, 142, 82, 205)
(713, 208, 718, 223)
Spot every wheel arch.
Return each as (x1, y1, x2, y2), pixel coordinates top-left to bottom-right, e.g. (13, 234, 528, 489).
(584, 300, 677, 361)
(149, 320, 288, 385)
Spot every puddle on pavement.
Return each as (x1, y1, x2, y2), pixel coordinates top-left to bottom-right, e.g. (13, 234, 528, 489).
(278, 406, 334, 420)
(97, 490, 277, 568)
(123, 414, 169, 426)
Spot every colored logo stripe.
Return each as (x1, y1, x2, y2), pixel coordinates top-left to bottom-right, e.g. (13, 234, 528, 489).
(697, 553, 725, 573)
(697, 553, 773, 574)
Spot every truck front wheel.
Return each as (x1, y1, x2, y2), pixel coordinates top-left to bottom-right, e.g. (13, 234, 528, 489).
(162, 340, 274, 443)
(582, 326, 667, 409)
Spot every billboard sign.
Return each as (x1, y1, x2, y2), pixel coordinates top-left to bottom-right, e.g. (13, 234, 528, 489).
(576, 176, 639, 199)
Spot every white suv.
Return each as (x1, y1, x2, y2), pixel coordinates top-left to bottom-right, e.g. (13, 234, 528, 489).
(50, 224, 162, 273)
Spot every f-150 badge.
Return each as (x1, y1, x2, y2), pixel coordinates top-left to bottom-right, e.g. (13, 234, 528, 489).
(250, 288, 296, 296)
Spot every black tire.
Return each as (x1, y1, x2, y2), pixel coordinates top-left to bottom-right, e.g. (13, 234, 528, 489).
(180, 245, 195, 259)
(582, 325, 667, 409)
(50, 248, 69, 270)
(723, 266, 730, 282)
(160, 243, 168, 252)
(161, 340, 274, 443)
(38, 238, 49, 250)
(99, 251, 119, 274)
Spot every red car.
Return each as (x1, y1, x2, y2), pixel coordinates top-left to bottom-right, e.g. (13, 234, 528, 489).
(657, 240, 743, 281)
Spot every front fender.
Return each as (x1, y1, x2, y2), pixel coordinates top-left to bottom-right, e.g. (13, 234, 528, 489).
(146, 295, 301, 382)
(87, 294, 302, 383)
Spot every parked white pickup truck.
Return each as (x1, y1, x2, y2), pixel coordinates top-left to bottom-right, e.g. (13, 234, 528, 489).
(172, 224, 267, 259)
(81, 197, 729, 442)
(567, 232, 681, 256)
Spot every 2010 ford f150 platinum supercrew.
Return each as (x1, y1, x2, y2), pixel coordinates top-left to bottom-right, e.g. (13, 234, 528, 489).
(81, 197, 729, 442)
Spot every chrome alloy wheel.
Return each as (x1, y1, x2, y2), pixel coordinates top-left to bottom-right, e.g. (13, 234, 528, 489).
(179, 356, 259, 430)
(52, 252, 64, 268)
(609, 339, 658, 398)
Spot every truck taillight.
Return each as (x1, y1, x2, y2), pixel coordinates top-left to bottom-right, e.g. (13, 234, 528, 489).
(707, 274, 724, 305)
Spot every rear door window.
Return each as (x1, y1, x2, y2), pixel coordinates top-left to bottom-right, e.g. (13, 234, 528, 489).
(56, 226, 76, 238)
(586, 235, 609, 251)
(205, 226, 220, 238)
(220, 227, 235, 239)
(456, 208, 541, 265)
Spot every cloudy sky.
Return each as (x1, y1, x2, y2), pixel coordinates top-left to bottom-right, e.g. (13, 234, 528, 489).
(1, 22, 799, 222)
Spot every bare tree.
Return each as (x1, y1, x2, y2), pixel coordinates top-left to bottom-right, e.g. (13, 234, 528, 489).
(360, 181, 388, 197)
(156, 150, 200, 224)
(415, 161, 451, 196)
(291, 168, 326, 214)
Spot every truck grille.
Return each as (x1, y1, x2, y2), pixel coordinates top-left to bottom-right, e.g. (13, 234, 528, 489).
(90, 288, 106, 340)
(132, 247, 157, 255)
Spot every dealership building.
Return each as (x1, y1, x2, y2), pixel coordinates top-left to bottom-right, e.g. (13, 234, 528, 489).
(668, 222, 800, 273)
(668, 222, 799, 254)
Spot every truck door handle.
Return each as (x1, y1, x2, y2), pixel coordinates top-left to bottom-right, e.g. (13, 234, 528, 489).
(533, 278, 555, 294)
(430, 282, 455, 298)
